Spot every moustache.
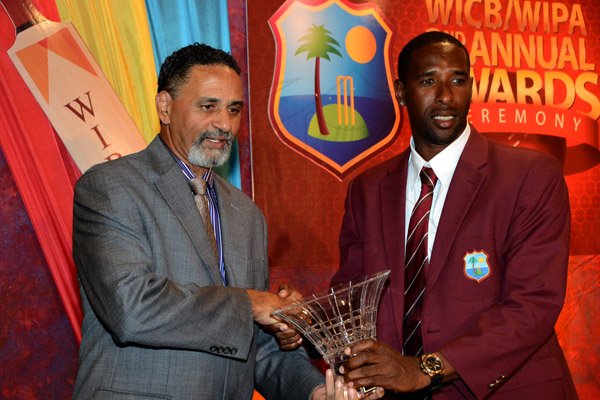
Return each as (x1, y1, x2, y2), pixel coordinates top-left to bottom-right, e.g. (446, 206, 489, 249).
(195, 130, 233, 144)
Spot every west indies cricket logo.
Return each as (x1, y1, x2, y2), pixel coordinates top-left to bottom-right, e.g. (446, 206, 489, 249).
(268, 0, 400, 179)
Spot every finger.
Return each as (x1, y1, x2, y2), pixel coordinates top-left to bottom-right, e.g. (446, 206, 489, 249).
(274, 327, 298, 339)
(325, 369, 335, 398)
(346, 387, 358, 400)
(262, 322, 286, 334)
(334, 376, 347, 400)
(279, 342, 302, 351)
(345, 339, 377, 356)
(274, 325, 302, 342)
(275, 337, 302, 349)
(277, 284, 292, 298)
(276, 337, 303, 348)
(340, 350, 374, 373)
(374, 387, 385, 399)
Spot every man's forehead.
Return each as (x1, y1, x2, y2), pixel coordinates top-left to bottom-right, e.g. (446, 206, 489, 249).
(409, 44, 469, 71)
(183, 66, 242, 95)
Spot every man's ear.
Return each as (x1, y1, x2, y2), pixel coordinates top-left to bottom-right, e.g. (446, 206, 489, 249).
(394, 79, 405, 107)
(156, 91, 172, 124)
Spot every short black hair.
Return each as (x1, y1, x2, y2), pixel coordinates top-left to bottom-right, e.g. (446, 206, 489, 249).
(157, 43, 241, 97)
(397, 31, 470, 84)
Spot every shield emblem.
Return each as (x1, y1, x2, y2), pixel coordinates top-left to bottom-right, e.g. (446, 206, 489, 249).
(463, 251, 491, 282)
(268, 0, 400, 179)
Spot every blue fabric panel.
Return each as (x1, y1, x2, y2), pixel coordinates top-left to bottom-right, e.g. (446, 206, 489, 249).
(145, 0, 240, 188)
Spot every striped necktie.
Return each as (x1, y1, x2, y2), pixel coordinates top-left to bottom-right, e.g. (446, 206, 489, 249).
(189, 178, 219, 263)
(403, 166, 437, 357)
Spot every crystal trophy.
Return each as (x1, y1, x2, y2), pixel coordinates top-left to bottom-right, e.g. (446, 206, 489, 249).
(273, 270, 390, 398)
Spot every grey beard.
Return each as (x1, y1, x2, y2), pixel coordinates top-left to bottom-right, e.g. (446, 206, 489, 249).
(188, 131, 233, 168)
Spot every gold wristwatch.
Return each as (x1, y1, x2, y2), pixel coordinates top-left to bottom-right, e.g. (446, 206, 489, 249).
(420, 352, 445, 392)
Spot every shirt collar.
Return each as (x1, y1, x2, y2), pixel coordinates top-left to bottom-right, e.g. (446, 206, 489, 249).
(408, 124, 471, 189)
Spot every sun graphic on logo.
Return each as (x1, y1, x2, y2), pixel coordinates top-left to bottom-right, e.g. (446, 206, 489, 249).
(345, 26, 376, 64)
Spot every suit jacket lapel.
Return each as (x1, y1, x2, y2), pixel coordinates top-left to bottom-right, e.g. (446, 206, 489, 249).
(380, 150, 410, 346)
(427, 130, 489, 290)
(149, 138, 221, 285)
(212, 175, 246, 288)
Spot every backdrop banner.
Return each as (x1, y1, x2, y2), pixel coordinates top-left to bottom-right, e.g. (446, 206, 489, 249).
(246, 1, 600, 398)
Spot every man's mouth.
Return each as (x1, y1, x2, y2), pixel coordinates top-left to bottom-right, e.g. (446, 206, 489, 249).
(431, 112, 457, 128)
(206, 137, 227, 143)
(433, 115, 454, 121)
(198, 132, 232, 148)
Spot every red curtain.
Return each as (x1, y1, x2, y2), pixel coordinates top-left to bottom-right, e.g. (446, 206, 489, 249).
(0, 0, 82, 342)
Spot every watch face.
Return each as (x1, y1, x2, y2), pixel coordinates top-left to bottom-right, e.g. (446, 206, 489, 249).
(423, 354, 444, 374)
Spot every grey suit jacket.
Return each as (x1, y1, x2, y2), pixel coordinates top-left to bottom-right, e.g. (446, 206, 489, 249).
(72, 136, 323, 400)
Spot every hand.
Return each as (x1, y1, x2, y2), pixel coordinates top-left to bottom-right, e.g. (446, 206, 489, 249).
(312, 369, 385, 400)
(267, 284, 304, 350)
(339, 339, 429, 393)
(310, 369, 356, 400)
(245, 284, 304, 326)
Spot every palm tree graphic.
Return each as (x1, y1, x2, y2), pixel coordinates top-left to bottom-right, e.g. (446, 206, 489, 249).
(295, 23, 342, 135)
(468, 256, 483, 275)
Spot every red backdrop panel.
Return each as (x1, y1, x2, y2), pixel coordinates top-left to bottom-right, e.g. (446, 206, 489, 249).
(246, 1, 600, 398)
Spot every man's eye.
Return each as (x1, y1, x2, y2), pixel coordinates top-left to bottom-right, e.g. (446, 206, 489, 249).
(420, 79, 434, 86)
(201, 104, 215, 111)
(229, 107, 241, 114)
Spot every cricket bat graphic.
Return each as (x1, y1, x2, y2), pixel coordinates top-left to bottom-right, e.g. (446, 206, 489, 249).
(3, 0, 146, 173)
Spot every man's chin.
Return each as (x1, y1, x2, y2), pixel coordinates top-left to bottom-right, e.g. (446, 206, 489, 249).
(189, 152, 231, 169)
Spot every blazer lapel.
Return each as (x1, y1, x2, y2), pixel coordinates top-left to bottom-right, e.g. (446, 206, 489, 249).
(212, 175, 246, 288)
(427, 130, 489, 290)
(149, 139, 221, 285)
(380, 150, 410, 346)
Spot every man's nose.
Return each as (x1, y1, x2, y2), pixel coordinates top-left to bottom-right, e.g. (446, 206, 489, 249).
(212, 109, 232, 133)
(436, 82, 453, 104)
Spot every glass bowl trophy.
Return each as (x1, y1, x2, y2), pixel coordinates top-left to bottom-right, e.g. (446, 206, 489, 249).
(273, 270, 390, 398)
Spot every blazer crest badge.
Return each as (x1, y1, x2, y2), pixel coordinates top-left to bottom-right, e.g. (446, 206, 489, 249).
(268, 0, 400, 179)
(463, 251, 491, 282)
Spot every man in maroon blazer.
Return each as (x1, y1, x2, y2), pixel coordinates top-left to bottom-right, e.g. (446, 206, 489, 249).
(333, 32, 578, 399)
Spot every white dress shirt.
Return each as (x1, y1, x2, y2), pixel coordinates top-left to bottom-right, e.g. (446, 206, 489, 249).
(405, 125, 471, 258)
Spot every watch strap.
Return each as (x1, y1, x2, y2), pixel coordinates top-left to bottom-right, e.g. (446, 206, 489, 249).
(428, 373, 443, 392)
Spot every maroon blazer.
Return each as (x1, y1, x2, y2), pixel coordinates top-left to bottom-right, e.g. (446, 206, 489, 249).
(332, 129, 578, 399)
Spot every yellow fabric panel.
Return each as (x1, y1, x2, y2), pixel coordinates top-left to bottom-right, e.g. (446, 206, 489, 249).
(56, 0, 159, 143)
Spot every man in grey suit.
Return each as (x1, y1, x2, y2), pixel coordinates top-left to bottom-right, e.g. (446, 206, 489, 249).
(72, 43, 355, 400)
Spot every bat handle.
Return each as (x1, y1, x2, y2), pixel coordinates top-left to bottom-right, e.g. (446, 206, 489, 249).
(0, 0, 47, 34)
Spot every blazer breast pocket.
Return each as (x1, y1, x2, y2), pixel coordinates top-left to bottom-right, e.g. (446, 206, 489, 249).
(444, 233, 502, 302)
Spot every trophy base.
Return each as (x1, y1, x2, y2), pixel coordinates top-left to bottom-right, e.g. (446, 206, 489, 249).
(357, 385, 378, 398)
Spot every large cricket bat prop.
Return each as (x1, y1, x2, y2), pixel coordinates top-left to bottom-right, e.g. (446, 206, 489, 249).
(5, 0, 146, 170)
(0, 0, 146, 341)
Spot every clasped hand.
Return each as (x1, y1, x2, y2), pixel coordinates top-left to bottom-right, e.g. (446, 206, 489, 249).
(312, 369, 384, 400)
(338, 339, 430, 394)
